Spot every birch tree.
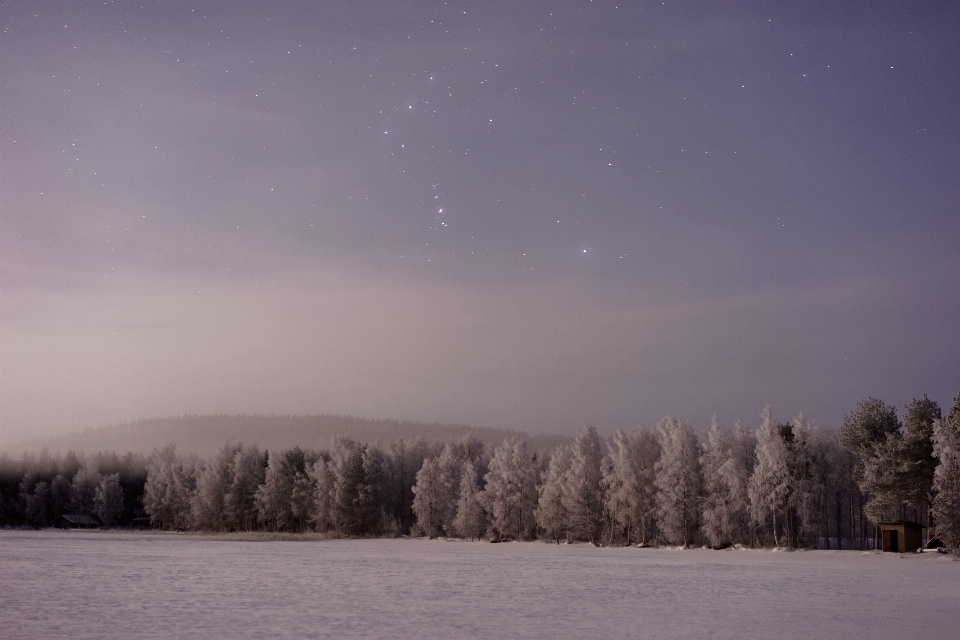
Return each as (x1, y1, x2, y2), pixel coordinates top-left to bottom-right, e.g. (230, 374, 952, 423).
(536, 445, 572, 543)
(748, 407, 792, 547)
(95, 473, 124, 527)
(482, 437, 536, 540)
(193, 443, 241, 531)
(700, 416, 739, 548)
(453, 460, 486, 539)
(143, 446, 195, 530)
(654, 417, 701, 546)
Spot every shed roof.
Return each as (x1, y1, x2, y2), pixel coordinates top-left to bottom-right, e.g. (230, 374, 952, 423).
(59, 514, 99, 526)
(878, 520, 924, 531)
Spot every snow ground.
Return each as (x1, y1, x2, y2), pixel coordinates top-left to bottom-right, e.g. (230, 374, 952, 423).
(1, 530, 957, 639)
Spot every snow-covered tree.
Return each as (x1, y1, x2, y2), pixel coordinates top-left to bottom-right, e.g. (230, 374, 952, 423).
(840, 397, 903, 523)
(482, 437, 536, 540)
(330, 441, 380, 536)
(193, 443, 242, 531)
(385, 438, 432, 535)
(452, 460, 485, 539)
(308, 457, 337, 532)
(69, 466, 102, 518)
(932, 392, 960, 555)
(143, 446, 195, 530)
(95, 473, 124, 527)
(255, 447, 307, 532)
(602, 427, 660, 545)
(536, 445, 572, 543)
(700, 416, 740, 548)
(654, 417, 700, 546)
(413, 445, 464, 537)
(748, 407, 793, 547)
(223, 445, 266, 531)
(563, 426, 604, 543)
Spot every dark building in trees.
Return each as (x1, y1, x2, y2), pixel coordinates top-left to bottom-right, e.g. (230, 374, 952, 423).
(879, 520, 923, 553)
(56, 514, 99, 528)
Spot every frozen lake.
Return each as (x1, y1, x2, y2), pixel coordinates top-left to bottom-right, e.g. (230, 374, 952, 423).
(1, 530, 957, 639)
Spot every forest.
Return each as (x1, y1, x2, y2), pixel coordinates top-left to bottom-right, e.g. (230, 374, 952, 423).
(2, 393, 959, 555)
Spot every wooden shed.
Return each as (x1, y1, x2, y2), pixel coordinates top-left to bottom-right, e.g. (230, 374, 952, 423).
(878, 521, 924, 553)
(56, 514, 99, 529)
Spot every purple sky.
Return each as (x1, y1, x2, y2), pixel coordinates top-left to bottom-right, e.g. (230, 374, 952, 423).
(2, 1, 958, 443)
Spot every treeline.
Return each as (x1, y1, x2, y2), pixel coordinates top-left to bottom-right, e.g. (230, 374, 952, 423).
(3, 393, 959, 554)
(0, 450, 147, 527)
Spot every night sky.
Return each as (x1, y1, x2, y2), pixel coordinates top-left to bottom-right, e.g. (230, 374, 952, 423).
(2, 1, 959, 443)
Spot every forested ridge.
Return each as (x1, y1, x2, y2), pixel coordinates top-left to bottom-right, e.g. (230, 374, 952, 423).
(7, 413, 569, 458)
(4, 393, 960, 555)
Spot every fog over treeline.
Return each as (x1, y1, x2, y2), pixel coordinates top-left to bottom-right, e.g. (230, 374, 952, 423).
(4, 394, 959, 555)
(7, 414, 569, 458)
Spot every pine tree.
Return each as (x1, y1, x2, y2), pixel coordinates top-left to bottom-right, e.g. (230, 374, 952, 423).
(255, 447, 307, 532)
(50, 475, 72, 522)
(224, 445, 266, 531)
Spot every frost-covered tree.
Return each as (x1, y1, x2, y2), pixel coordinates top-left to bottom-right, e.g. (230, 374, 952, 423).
(482, 437, 536, 540)
(255, 447, 307, 532)
(654, 417, 700, 546)
(453, 460, 486, 539)
(193, 443, 242, 531)
(290, 469, 316, 531)
(70, 466, 102, 518)
(412, 445, 460, 537)
(562, 426, 604, 543)
(792, 418, 839, 548)
(412, 457, 445, 537)
(932, 392, 960, 555)
(603, 427, 660, 545)
(224, 445, 266, 531)
(748, 407, 793, 547)
(308, 457, 337, 532)
(840, 397, 903, 523)
(536, 445, 572, 543)
(699, 416, 740, 548)
(900, 395, 941, 520)
(143, 446, 195, 530)
(331, 442, 381, 536)
(95, 473, 124, 527)
(385, 438, 432, 535)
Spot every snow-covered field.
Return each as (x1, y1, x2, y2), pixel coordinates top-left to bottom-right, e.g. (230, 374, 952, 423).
(1, 530, 957, 639)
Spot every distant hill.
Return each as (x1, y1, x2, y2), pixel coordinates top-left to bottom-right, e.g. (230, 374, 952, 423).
(6, 414, 571, 457)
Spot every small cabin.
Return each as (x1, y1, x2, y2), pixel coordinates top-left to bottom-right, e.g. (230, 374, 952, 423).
(878, 520, 924, 553)
(56, 514, 99, 529)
